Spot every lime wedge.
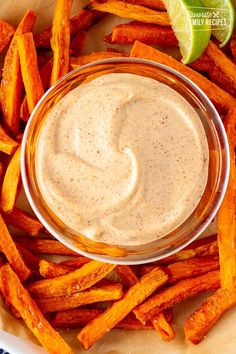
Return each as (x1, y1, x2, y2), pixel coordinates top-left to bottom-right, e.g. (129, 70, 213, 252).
(163, 0, 211, 64)
(202, 0, 235, 47)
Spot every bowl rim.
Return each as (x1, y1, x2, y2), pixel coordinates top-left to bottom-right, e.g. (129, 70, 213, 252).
(21, 57, 230, 265)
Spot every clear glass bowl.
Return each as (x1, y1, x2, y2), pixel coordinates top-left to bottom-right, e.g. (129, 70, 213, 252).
(21, 58, 229, 264)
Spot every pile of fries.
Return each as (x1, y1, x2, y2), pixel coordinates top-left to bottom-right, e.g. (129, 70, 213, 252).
(0, 0, 236, 353)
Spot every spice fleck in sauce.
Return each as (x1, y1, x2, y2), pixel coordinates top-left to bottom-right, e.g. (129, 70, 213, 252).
(36, 73, 209, 246)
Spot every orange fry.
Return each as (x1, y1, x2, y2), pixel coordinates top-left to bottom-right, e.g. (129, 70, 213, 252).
(230, 38, 236, 62)
(60, 256, 90, 268)
(1, 10, 36, 135)
(50, 0, 73, 85)
(52, 308, 153, 329)
(87, 0, 170, 26)
(206, 41, 236, 91)
(17, 33, 44, 114)
(0, 20, 15, 54)
(36, 283, 123, 313)
(39, 259, 73, 278)
(70, 31, 87, 56)
(152, 310, 176, 342)
(209, 65, 236, 98)
(189, 52, 213, 72)
(123, 0, 165, 10)
(15, 237, 78, 256)
(19, 96, 30, 122)
(115, 265, 138, 287)
(28, 260, 116, 298)
(0, 214, 30, 282)
(105, 21, 177, 46)
(70, 51, 129, 69)
(0, 264, 73, 354)
(130, 41, 236, 111)
(134, 270, 220, 325)
(34, 10, 104, 49)
(78, 267, 168, 349)
(15, 243, 39, 270)
(184, 288, 236, 344)
(2, 207, 43, 236)
(0, 125, 18, 155)
(1, 145, 21, 213)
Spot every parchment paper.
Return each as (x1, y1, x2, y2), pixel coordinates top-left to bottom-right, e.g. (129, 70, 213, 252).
(0, 1, 235, 353)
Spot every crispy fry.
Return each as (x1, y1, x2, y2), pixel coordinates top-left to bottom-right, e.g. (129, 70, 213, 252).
(209, 65, 236, 98)
(0, 264, 73, 354)
(34, 10, 104, 49)
(134, 270, 220, 325)
(206, 41, 236, 91)
(78, 267, 168, 349)
(0, 214, 30, 282)
(52, 309, 153, 329)
(50, 0, 73, 85)
(105, 21, 177, 46)
(0, 162, 4, 179)
(20, 59, 52, 122)
(1, 10, 36, 135)
(17, 33, 44, 114)
(189, 52, 213, 72)
(0, 20, 15, 54)
(28, 260, 116, 298)
(70, 31, 87, 56)
(0, 125, 18, 155)
(130, 41, 236, 111)
(152, 311, 176, 342)
(123, 0, 165, 10)
(230, 38, 236, 62)
(39, 259, 73, 278)
(15, 243, 39, 270)
(184, 288, 236, 344)
(15, 237, 78, 256)
(1, 145, 21, 213)
(36, 283, 123, 313)
(87, 0, 170, 26)
(115, 265, 138, 287)
(60, 256, 90, 268)
(166, 256, 219, 284)
(70, 51, 129, 69)
(3, 207, 43, 236)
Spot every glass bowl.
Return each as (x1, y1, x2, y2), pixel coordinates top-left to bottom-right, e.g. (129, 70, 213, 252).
(21, 58, 229, 265)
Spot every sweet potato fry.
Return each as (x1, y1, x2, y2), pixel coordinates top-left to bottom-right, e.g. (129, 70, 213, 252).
(206, 41, 236, 91)
(134, 270, 220, 325)
(105, 21, 177, 46)
(78, 267, 168, 349)
(0, 214, 30, 282)
(20, 59, 52, 122)
(1, 10, 36, 135)
(3, 207, 43, 236)
(52, 308, 153, 329)
(70, 51, 129, 69)
(115, 265, 138, 287)
(218, 108, 236, 291)
(189, 52, 213, 72)
(50, 0, 73, 85)
(15, 243, 39, 270)
(230, 38, 236, 62)
(15, 237, 78, 256)
(0, 20, 15, 54)
(130, 41, 236, 111)
(34, 10, 104, 49)
(0, 264, 73, 354)
(0, 125, 18, 155)
(36, 283, 123, 313)
(123, 0, 165, 10)
(60, 256, 90, 268)
(28, 260, 116, 298)
(70, 31, 87, 56)
(39, 259, 73, 278)
(87, 0, 170, 26)
(17, 33, 44, 114)
(0, 162, 4, 179)
(208, 65, 236, 98)
(184, 288, 236, 344)
(1, 145, 21, 213)
(152, 310, 176, 342)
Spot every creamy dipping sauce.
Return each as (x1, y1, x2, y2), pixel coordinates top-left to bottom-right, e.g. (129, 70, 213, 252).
(36, 73, 209, 246)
